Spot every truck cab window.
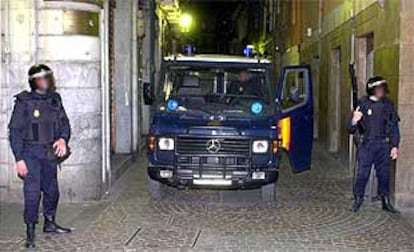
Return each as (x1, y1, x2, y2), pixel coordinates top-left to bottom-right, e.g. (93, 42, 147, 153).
(281, 70, 308, 111)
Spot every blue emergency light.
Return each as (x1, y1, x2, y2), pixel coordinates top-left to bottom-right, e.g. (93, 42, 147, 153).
(243, 45, 254, 57)
(184, 45, 196, 56)
(251, 101, 263, 115)
(167, 99, 179, 111)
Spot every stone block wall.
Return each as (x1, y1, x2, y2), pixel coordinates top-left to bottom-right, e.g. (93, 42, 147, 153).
(0, 0, 37, 201)
(279, 0, 414, 210)
(281, 0, 401, 163)
(0, 0, 104, 203)
(113, 0, 133, 154)
(395, 0, 414, 209)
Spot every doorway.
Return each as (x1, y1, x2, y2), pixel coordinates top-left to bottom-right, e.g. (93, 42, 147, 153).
(328, 48, 342, 153)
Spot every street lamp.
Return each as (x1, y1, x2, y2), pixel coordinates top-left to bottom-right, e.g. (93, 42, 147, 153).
(180, 13, 192, 32)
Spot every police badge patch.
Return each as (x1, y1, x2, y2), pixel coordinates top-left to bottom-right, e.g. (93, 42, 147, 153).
(33, 109, 40, 118)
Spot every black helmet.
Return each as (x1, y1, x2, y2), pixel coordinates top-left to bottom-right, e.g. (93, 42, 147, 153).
(28, 64, 56, 91)
(366, 76, 388, 95)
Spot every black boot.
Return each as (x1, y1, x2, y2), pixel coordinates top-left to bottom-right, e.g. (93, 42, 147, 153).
(25, 223, 36, 249)
(381, 196, 399, 214)
(352, 196, 364, 213)
(43, 216, 72, 234)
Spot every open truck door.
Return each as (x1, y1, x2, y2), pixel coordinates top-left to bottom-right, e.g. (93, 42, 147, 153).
(276, 65, 313, 173)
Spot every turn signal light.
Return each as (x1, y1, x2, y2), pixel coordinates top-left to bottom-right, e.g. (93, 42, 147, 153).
(272, 140, 279, 154)
(148, 136, 156, 151)
(278, 117, 291, 151)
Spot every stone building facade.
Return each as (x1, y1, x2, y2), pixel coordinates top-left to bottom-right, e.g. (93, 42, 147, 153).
(275, 0, 414, 210)
(0, 0, 154, 203)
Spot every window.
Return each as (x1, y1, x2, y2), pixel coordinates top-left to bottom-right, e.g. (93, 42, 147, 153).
(281, 69, 308, 111)
(160, 66, 270, 103)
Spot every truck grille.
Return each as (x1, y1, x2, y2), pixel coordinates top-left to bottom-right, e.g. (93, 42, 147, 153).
(176, 136, 250, 155)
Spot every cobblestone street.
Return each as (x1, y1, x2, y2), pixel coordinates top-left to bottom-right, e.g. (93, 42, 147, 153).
(1, 145, 414, 251)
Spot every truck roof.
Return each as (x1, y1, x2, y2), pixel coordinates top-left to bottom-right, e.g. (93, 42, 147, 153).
(163, 54, 271, 64)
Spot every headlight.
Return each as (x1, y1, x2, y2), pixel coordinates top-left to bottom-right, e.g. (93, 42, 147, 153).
(158, 137, 175, 150)
(252, 140, 269, 153)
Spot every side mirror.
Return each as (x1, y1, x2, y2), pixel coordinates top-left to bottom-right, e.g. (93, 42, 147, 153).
(143, 82, 154, 105)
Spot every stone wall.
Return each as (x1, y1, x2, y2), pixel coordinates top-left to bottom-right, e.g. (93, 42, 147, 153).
(0, 0, 36, 201)
(281, 0, 401, 163)
(395, 0, 414, 209)
(280, 0, 414, 209)
(0, 0, 104, 202)
(113, 0, 133, 154)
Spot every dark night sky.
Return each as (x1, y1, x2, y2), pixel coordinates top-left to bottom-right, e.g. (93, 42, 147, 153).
(181, 0, 246, 53)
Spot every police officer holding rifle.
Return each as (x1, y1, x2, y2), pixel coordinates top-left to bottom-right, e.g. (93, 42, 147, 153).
(349, 76, 400, 213)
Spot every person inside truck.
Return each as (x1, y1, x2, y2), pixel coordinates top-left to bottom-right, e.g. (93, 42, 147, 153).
(228, 70, 263, 97)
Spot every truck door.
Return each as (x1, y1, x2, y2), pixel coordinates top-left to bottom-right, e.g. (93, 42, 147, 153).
(276, 65, 313, 172)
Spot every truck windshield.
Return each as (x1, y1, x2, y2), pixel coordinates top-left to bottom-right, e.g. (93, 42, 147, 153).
(159, 65, 271, 114)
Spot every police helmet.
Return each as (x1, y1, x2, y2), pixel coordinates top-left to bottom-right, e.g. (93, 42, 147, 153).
(366, 76, 388, 95)
(28, 64, 55, 91)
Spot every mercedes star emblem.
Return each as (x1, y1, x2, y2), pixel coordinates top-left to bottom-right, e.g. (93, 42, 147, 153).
(206, 139, 222, 154)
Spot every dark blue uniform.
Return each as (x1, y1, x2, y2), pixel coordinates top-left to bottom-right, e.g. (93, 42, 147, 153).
(228, 78, 264, 97)
(349, 96, 400, 198)
(8, 90, 70, 224)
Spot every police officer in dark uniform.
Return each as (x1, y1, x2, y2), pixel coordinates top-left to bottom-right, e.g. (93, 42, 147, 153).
(229, 70, 263, 97)
(8, 64, 72, 248)
(349, 76, 400, 213)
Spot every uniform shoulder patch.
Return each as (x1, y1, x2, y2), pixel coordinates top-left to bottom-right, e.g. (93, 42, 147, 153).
(48, 91, 63, 108)
(14, 91, 31, 101)
(359, 96, 369, 103)
(50, 91, 62, 101)
(383, 97, 394, 106)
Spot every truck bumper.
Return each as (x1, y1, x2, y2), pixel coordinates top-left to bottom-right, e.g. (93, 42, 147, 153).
(148, 165, 278, 189)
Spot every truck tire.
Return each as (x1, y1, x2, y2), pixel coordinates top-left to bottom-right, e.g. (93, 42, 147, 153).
(261, 182, 276, 202)
(148, 176, 164, 200)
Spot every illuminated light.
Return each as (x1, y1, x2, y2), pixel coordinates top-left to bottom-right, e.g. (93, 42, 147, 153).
(167, 99, 179, 111)
(148, 136, 156, 151)
(251, 101, 263, 114)
(160, 170, 173, 178)
(272, 140, 279, 154)
(180, 13, 193, 32)
(252, 140, 269, 153)
(158, 137, 175, 151)
(278, 117, 291, 150)
(243, 45, 254, 57)
(184, 44, 195, 56)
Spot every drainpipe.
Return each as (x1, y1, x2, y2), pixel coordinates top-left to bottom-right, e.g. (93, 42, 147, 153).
(3, 0, 11, 177)
(0, 0, 3, 107)
(317, 0, 323, 59)
(149, 0, 155, 90)
(349, 0, 356, 173)
(34, 0, 40, 62)
(131, 0, 139, 157)
(101, 0, 111, 194)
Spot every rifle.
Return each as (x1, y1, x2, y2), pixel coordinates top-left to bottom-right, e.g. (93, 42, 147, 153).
(349, 63, 358, 110)
(349, 62, 360, 196)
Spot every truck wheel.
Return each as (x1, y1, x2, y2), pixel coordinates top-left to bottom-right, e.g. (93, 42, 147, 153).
(148, 176, 164, 200)
(261, 182, 276, 202)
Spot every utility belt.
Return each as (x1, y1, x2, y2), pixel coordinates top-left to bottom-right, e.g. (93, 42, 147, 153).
(357, 135, 390, 145)
(24, 141, 70, 163)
